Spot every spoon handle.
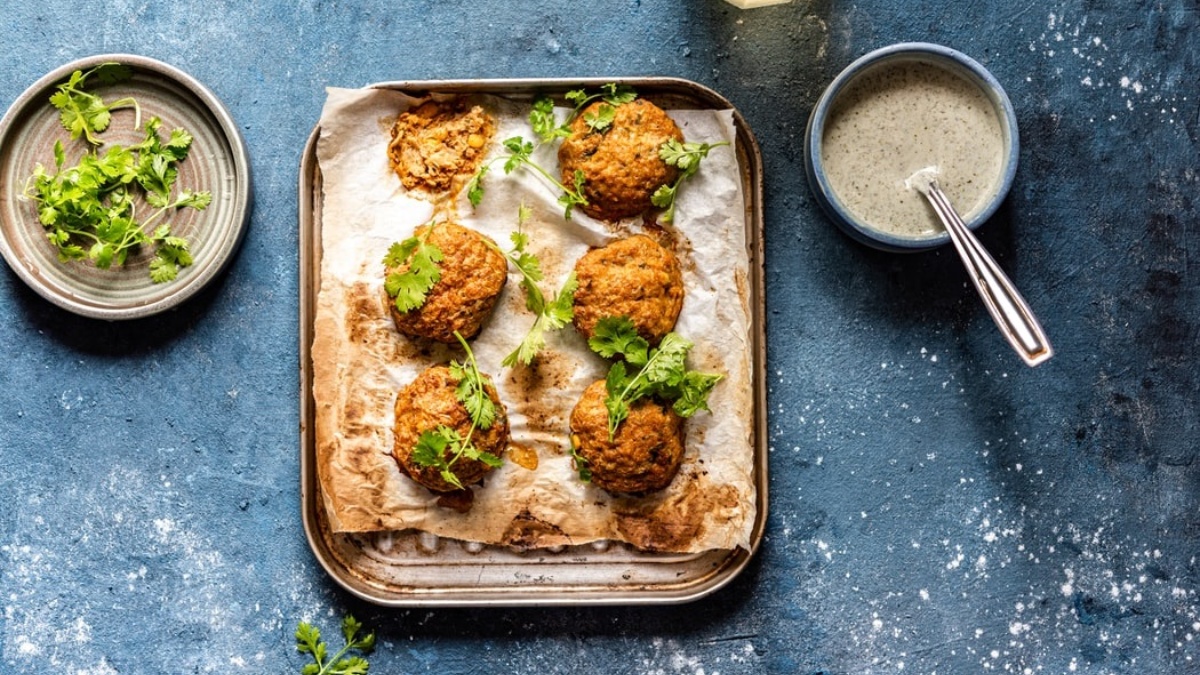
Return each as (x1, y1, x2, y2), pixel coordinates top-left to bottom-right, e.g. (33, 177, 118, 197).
(922, 182, 1053, 367)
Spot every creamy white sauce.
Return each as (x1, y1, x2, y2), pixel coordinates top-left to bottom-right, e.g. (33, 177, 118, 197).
(820, 58, 1005, 238)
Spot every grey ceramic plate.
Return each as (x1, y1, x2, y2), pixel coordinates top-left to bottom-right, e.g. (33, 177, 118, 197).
(0, 54, 251, 320)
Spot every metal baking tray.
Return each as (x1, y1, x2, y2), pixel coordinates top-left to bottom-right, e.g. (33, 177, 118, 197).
(299, 77, 767, 606)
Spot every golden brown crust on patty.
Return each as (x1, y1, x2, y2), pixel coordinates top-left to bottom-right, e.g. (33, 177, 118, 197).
(558, 98, 683, 221)
(569, 380, 685, 494)
(387, 100, 495, 193)
(384, 221, 508, 343)
(392, 365, 510, 493)
(572, 234, 684, 345)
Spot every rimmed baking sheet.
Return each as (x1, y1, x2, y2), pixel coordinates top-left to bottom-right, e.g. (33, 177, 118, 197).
(299, 77, 766, 606)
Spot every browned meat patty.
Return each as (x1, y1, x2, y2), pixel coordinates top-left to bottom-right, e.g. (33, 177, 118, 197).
(569, 380, 685, 494)
(387, 100, 495, 193)
(392, 365, 510, 493)
(384, 221, 508, 343)
(558, 98, 684, 221)
(572, 234, 684, 345)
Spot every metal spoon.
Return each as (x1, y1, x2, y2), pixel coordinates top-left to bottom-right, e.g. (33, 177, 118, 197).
(906, 167, 1053, 367)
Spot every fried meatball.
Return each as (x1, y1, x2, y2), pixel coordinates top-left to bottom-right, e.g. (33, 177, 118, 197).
(558, 98, 684, 221)
(387, 100, 495, 193)
(569, 380, 685, 494)
(384, 221, 508, 343)
(392, 365, 510, 493)
(572, 234, 684, 345)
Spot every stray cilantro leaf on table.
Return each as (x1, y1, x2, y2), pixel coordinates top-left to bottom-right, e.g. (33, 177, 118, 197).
(382, 220, 444, 313)
(587, 316, 723, 440)
(412, 332, 505, 490)
(295, 614, 375, 675)
(652, 138, 731, 223)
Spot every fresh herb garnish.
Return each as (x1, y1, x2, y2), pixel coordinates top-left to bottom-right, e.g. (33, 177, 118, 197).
(49, 63, 139, 146)
(469, 85, 635, 211)
(529, 83, 637, 143)
(382, 220, 444, 313)
(495, 207, 577, 366)
(412, 332, 504, 489)
(467, 136, 588, 219)
(651, 139, 731, 223)
(569, 444, 592, 482)
(588, 316, 722, 440)
(529, 95, 570, 144)
(295, 615, 375, 675)
(583, 103, 616, 133)
(466, 163, 489, 207)
(563, 83, 637, 123)
(24, 105, 211, 283)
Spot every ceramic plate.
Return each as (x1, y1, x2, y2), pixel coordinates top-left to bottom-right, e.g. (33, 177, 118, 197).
(0, 54, 251, 320)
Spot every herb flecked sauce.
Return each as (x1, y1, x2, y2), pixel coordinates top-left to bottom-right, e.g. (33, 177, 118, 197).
(821, 59, 1005, 238)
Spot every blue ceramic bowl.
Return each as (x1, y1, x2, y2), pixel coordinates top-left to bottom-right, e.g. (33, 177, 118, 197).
(804, 43, 1020, 252)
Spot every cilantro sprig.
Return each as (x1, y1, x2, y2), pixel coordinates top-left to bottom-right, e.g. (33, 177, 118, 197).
(651, 139, 731, 223)
(494, 206, 577, 366)
(24, 103, 211, 282)
(382, 220, 444, 313)
(528, 83, 637, 143)
(412, 332, 504, 489)
(468, 84, 637, 213)
(467, 137, 588, 219)
(49, 63, 140, 146)
(588, 316, 722, 440)
(295, 615, 375, 675)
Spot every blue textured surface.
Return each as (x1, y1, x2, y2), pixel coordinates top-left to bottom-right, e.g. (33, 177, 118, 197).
(1, 1, 1197, 673)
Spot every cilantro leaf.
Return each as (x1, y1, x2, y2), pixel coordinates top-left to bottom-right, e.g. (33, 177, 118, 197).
(49, 64, 138, 145)
(466, 163, 488, 207)
(564, 89, 589, 108)
(382, 222, 444, 313)
(601, 83, 638, 105)
(570, 444, 592, 482)
(560, 84, 638, 128)
(503, 272, 577, 367)
(587, 316, 649, 366)
(587, 318, 721, 439)
(654, 139, 730, 223)
(529, 94, 570, 143)
(450, 332, 498, 430)
(673, 371, 724, 418)
(583, 103, 616, 133)
(295, 615, 375, 675)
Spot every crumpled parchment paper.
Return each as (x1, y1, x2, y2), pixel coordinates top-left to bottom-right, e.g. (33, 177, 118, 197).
(311, 86, 755, 552)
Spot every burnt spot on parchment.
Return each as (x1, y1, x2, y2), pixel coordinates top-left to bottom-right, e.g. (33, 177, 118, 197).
(506, 350, 579, 447)
(612, 478, 739, 552)
(435, 489, 475, 514)
(502, 509, 568, 550)
(344, 281, 429, 363)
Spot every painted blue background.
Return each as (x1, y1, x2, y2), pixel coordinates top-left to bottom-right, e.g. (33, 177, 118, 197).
(1, 1, 1197, 673)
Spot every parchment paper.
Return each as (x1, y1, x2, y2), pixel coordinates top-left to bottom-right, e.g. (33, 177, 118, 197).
(311, 86, 755, 552)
